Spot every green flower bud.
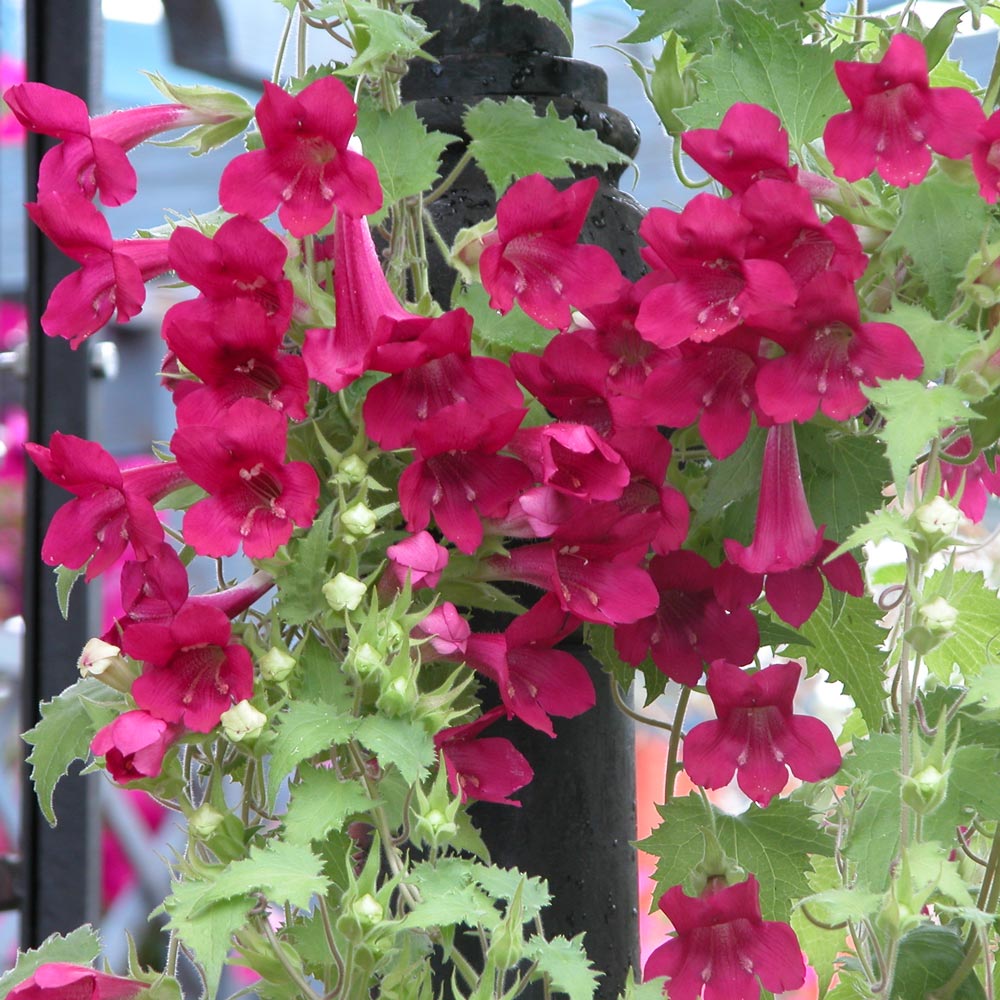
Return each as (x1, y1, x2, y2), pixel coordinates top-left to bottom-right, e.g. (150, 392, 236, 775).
(339, 454, 368, 483)
(352, 641, 385, 678)
(919, 597, 958, 634)
(77, 638, 135, 693)
(220, 700, 267, 742)
(259, 647, 296, 683)
(352, 893, 384, 925)
(901, 765, 948, 815)
(914, 497, 963, 538)
(188, 803, 226, 839)
(376, 674, 419, 717)
(323, 572, 367, 612)
(341, 502, 377, 538)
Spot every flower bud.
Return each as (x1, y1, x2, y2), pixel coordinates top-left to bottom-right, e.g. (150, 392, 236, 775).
(352, 893, 384, 925)
(341, 502, 377, 538)
(902, 765, 948, 815)
(323, 572, 367, 612)
(188, 803, 226, 839)
(77, 638, 134, 693)
(259, 647, 296, 683)
(919, 597, 958, 633)
(914, 497, 963, 538)
(351, 641, 385, 678)
(220, 700, 267, 742)
(339, 454, 368, 483)
(376, 673, 419, 717)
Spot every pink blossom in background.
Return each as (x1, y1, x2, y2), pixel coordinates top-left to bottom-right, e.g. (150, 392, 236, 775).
(0, 55, 26, 145)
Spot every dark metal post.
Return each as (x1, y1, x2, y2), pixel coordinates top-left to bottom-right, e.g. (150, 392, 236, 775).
(403, 4, 643, 994)
(20, 0, 102, 946)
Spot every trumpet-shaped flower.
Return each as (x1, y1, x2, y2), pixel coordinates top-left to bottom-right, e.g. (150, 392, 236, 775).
(219, 76, 381, 235)
(644, 875, 805, 999)
(683, 660, 842, 807)
(91, 710, 181, 785)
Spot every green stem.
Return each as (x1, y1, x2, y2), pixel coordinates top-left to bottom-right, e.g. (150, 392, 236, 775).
(664, 686, 691, 803)
(257, 915, 323, 1000)
(608, 675, 674, 732)
(854, 0, 866, 43)
(272, 6, 296, 84)
(424, 149, 475, 207)
(898, 591, 914, 851)
(671, 137, 712, 189)
(985, 32, 1000, 111)
(296, 5, 308, 79)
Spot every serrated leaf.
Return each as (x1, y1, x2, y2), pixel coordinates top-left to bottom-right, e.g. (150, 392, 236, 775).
(798, 426, 892, 542)
(474, 864, 550, 918)
(925, 745, 1000, 841)
(275, 504, 335, 626)
(863, 378, 975, 499)
(23, 678, 122, 825)
(267, 700, 360, 801)
(640, 796, 832, 921)
(525, 934, 599, 1000)
(617, 978, 669, 1000)
(755, 612, 812, 651)
(798, 591, 887, 731)
(890, 925, 986, 999)
(55, 564, 85, 619)
(283, 765, 373, 846)
(465, 98, 628, 196)
(800, 887, 882, 924)
(195, 841, 330, 913)
(356, 715, 435, 784)
(923, 569, 1000, 681)
(676, 5, 846, 149)
(356, 101, 455, 224)
(884, 171, 993, 317)
(502, 0, 571, 45)
(886, 300, 979, 378)
(907, 841, 976, 908)
(162, 882, 248, 995)
(0, 926, 101, 998)
(457, 281, 553, 358)
(828, 507, 917, 559)
(336, 0, 433, 75)
(402, 857, 501, 929)
(620, 0, 817, 47)
(791, 856, 846, 998)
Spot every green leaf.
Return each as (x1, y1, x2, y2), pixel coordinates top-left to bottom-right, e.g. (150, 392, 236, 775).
(676, 5, 846, 149)
(474, 865, 550, 918)
(923, 569, 1000, 681)
(640, 796, 833, 921)
(195, 841, 330, 912)
(798, 426, 892, 542)
(267, 700, 360, 801)
(402, 858, 500, 929)
(620, 0, 817, 48)
(23, 678, 122, 825)
(356, 715, 435, 785)
(790, 856, 847, 998)
(464, 98, 629, 196)
(755, 612, 812, 651)
(692, 423, 766, 530)
(283, 765, 373, 846)
(525, 934, 599, 1000)
(502, 0, 572, 46)
(800, 887, 882, 924)
(162, 882, 248, 995)
(0, 926, 101, 998)
(275, 504, 335, 626)
(356, 101, 455, 223)
(338, 0, 433, 76)
(884, 171, 993, 316)
(890, 925, 986, 1000)
(142, 72, 253, 155)
(886, 300, 979, 378)
(828, 507, 917, 559)
(618, 978, 670, 1000)
(863, 378, 975, 499)
(924, 745, 1000, 841)
(840, 735, 901, 890)
(55, 564, 85, 619)
(798, 591, 887, 731)
(457, 281, 554, 358)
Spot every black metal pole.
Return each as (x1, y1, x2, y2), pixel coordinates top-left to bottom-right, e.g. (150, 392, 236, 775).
(21, 0, 102, 946)
(403, 3, 643, 994)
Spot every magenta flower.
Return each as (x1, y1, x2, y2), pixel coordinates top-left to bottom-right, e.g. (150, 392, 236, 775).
(104, 544, 190, 644)
(681, 103, 797, 194)
(91, 710, 181, 785)
(823, 33, 984, 187)
(479, 174, 624, 330)
(127, 603, 254, 733)
(644, 875, 806, 999)
(764, 539, 864, 629)
(25, 434, 187, 581)
(171, 398, 319, 559)
(219, 76, 381, 235)
(684, 660, 842, 807)
(725, 424, 824, 575)
(614, 551, 760, 685)
(973, 110, 1000, 203)
(168, 215, 294, 331)
(303, 212, 410, 392)
(936, 433, 1000, 522)
(754, 272, 922, 424)
(5, 81, 222, 205)
(26, 192, 170, 346)
(385, 531, 449, 590)
(434, 706, 534, 806)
